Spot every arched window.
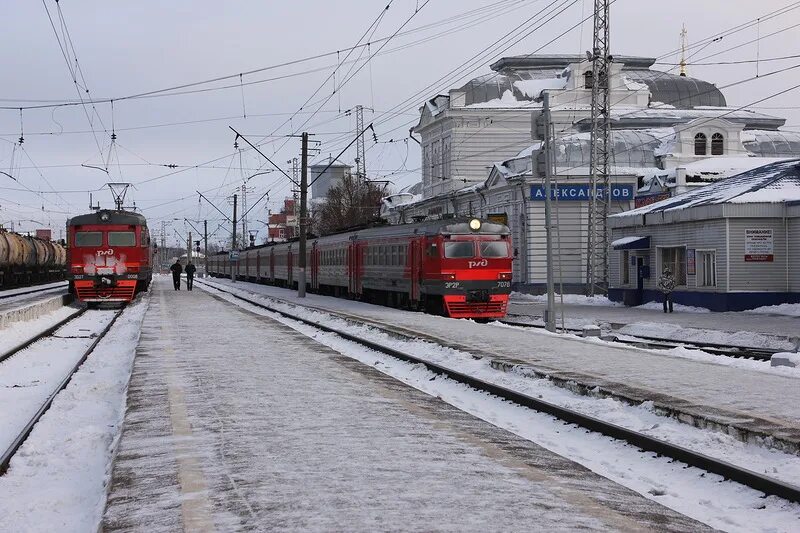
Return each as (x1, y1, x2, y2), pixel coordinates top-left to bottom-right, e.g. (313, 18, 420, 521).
(711, 133, 724, 155)
(584, 70, 593, 89)
(694, 133, 707, 156)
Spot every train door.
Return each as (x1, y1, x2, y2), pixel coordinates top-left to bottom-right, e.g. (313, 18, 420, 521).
(310, 242, 319, 290)
(256, 251, 261, 282)
(347, 241, 363, 297)
(287, 247, 294, 287)
(410, 238, 421, 303)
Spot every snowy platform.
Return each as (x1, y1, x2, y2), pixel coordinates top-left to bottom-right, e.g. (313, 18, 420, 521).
(102, 278, 706, 531)
(0, 291, 70, 330)
(201, 279, 800, 455)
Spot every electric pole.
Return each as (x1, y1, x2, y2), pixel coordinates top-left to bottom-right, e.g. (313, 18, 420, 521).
(188, 231, 192, 265)
(231, 193, 237, 283)
(586, 0, 612, 296)
(355, 105, 366, 181)
(204, 219, 208, 278)
(298, 132, 308, 298)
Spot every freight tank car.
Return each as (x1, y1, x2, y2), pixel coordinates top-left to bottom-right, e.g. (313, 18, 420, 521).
(66, 210, 152, 302)
(209, 218, 513, 319)
(0, 229, 66, 289)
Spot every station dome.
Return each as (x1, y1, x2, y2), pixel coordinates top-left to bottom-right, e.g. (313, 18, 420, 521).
(457, 54, 726, 109)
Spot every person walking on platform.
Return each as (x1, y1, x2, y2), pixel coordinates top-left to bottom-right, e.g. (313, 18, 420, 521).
(170, 260, 183, 291)
(658, 266, 675, 313)
(185, 262, 197, 291)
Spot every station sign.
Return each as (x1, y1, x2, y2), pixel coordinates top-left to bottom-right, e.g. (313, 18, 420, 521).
(530, 184, 635, 201)
(229, 250, 240, 261)
(744, 229, 773, 262)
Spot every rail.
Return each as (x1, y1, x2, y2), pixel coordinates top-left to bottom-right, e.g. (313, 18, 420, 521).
(196, 279, 800, 504)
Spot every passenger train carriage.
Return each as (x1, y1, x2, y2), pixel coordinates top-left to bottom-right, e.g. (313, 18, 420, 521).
(208, 218, 513, 319)
(66, 210, 153, 303)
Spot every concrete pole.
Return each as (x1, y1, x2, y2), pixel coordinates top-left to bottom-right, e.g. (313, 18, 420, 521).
(204, 220, 208, 278)
(187, 231, 192, 265)
(298, 132, 308, 298)
(231, 194, 237, 283)
(543, 92, 556, 333)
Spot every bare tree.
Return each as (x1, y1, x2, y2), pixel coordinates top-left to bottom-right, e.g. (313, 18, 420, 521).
(315, 174, 388, 235)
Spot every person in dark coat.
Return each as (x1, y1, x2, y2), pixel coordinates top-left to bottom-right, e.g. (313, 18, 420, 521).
(170, 260, 183, 290)
(185, 262, 197, 291)
(657, 266, 676, 313)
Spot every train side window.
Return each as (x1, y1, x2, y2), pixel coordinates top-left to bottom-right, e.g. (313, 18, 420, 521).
(109, 231, 136, 246)
(75, 231, 102, 247)
(444, 241, 475, 258)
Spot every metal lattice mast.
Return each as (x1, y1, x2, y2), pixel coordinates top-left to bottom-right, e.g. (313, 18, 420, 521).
(355, 105, 366, 181)
(586, 0, 612, 296)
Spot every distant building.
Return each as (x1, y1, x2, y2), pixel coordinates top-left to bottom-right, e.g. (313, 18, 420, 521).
(310, 157, 352, 200)
(383, 54, 800, 293)
(35, 229, 52, 240)
(268, 198, 298, 241)
(608, 159, 800, 311)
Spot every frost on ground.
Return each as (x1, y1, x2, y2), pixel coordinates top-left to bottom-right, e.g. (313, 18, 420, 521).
(0, 294, 149, 533)
(635, 301, 711, 313)
(617, 321, 798, 353)
(512, 291, 623, 307)
(201, 282, 800, 533)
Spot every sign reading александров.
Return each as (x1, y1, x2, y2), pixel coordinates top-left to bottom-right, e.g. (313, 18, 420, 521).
(530, 184, 635, 201)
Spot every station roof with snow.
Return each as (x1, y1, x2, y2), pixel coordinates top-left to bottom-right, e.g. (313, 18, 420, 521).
(613, 159, 800, 217)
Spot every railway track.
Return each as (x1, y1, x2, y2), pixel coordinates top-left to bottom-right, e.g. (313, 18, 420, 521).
(0, 306, 125, 475)
(500, 316, 779, 361)
(196, 279, 800, 505)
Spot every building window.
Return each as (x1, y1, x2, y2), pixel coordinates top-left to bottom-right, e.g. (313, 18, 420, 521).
(711, 133, 724, 155)
(660, 246, 687, 286)
(694, 133, 707, 155)
(621, 251, 630, 285)
(584, 70, 593, 89)
(698, 251, 717, 287)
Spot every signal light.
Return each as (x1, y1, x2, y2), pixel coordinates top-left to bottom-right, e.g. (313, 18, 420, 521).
(498, 272, 512, 280)
(443, 273, 456, 280)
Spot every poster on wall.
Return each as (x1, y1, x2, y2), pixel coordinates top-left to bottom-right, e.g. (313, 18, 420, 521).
(687, 249, 696, 275)
(744, 229, 774, 262)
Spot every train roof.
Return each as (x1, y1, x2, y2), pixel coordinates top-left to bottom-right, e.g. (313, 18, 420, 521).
(67, 209, 148, 226)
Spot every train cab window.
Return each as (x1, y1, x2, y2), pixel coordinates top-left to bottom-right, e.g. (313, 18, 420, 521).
(479, 241, 509, 258)
(108, 231, 136, 246)
(75, 231, 102, 247)
(444, 241, 475, 258)
(427, 243, 439, 258)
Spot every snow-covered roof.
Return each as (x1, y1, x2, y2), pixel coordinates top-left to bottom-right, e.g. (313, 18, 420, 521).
(613, 159, 800, 217)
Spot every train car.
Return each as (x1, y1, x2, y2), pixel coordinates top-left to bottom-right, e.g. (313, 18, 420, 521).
(209, 218, 512, 319)
(66, 209, 153, 303)
(0, 229, 66, 289)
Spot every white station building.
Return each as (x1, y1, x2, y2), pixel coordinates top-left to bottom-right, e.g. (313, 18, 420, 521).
(381, 54, 800, 293)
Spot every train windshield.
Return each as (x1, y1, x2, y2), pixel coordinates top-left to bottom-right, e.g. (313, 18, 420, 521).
(75, 232, 102, 247)
(444, 241, 475, 258)
(109, 231, 136, 246)
(479, 241, 509, 258)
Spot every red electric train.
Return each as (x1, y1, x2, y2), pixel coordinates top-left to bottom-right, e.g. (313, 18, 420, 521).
(208, 218, 513, 319)
(66, 209, 153, 303)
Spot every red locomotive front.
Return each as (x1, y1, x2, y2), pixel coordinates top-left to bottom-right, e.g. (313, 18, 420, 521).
(66, 210, 152, 303)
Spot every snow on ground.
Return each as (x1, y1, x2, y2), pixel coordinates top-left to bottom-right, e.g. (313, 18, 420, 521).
(617, 321, 797, 353)
(636, 301, 711, 313)
(200, 282, 800, 533)
(512, 291, 623, 307)
(0, 305, 80, 355)
(0, 281, 67, 299)
(747, 303, 800, 318)
(0, 294, 150, 533)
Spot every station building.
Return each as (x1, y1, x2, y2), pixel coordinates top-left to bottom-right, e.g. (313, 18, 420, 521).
(382, 54, 800, 293)
(608, 159, 800, 311)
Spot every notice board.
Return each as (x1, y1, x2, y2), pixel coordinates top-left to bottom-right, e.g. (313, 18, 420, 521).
(744, 229, 774, 262)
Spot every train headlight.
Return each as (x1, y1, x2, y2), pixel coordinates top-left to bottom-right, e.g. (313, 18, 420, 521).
(100, 212, 110, 222)
(469, 218, 481, 231)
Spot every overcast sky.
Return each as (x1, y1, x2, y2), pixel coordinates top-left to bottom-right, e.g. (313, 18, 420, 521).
(1, 0, 798, 246)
